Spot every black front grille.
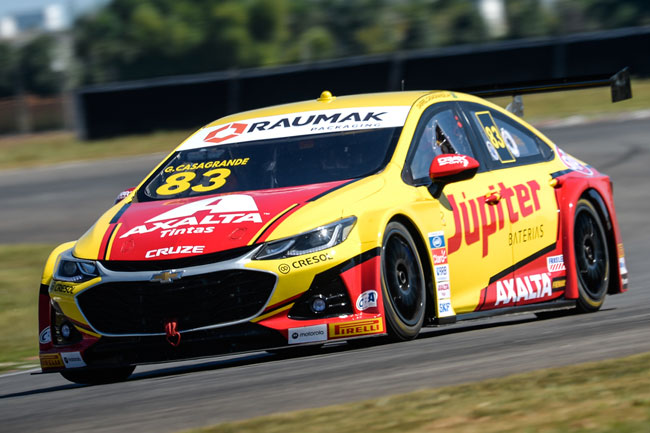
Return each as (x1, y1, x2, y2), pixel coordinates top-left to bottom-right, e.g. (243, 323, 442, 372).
(77, 270, 276, 335)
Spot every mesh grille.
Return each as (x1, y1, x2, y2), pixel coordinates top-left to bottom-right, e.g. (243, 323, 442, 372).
(77, 270, 276, 335)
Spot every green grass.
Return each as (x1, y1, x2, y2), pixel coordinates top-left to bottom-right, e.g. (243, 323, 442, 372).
(0, 129, 193, 170)
(0, 244, 55, 372)
(184, 351, 650, 433)
(487, 77, 650, 122)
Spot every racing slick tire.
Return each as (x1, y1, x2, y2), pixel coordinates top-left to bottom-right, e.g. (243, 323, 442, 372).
(60, 366, 135, 385)
(380, 222, 426, 340)
(573, 199, 610, 313)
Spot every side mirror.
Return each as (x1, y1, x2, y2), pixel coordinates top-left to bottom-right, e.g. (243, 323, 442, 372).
(114, 187, 135, 204)
(428, 154, 479, 198)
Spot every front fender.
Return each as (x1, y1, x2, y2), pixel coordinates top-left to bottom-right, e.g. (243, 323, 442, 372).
(41, 241, 76, 286)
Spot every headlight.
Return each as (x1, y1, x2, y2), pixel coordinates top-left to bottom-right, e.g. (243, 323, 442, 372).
(54, 250, 99, 283)
(254, 216, 356, 260)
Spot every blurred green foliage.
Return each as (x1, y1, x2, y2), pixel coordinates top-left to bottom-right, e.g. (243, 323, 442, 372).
(0, 0, 649, 94)
(0, 34, 65, 97)
(72, 0, 650, 85)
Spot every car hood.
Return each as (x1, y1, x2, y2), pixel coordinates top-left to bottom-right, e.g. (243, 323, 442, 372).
(73, 181, 351, 261)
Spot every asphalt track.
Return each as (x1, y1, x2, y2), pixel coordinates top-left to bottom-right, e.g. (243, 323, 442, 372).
(1, 118, 649, 433)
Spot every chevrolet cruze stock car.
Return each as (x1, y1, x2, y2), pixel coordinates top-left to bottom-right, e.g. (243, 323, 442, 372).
(39, 77, 630, 384)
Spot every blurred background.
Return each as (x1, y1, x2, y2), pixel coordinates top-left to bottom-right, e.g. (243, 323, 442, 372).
(0, 0, 648, 137)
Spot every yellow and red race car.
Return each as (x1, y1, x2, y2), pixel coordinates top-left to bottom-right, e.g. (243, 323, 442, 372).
(38, 84, 629, 384)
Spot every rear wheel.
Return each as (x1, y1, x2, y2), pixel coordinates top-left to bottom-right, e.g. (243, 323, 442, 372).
(381, 222, 426, 340)
(574, 199, 609, 312)
(60, 365, 135, 385)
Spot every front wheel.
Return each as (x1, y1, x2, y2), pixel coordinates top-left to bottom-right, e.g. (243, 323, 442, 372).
(60, 365, 135, 385)
(381, 222, 426, 340)
(574, 199, 610, 312)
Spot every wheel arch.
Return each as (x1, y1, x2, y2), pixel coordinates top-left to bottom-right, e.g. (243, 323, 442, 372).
(581, 188, 623, 295)
(385, 214, 437, 319)
(556, 176, 625, 300)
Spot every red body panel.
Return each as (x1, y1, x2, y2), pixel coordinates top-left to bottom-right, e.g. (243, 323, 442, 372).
(554, 171, 626, 300)
(103, 181, 348, 261)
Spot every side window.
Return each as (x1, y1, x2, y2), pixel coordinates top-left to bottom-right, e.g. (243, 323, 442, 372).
(405, 107, 475, 184)
(464, 103, 553, 169)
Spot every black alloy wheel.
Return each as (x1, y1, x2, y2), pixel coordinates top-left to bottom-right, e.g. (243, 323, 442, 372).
(381, 222, 426, 340)
(573, 199, 609, 312)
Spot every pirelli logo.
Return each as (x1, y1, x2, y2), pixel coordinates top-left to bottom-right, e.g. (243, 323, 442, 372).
(329, 318, 384, 338)
(40, 353, 64, 369)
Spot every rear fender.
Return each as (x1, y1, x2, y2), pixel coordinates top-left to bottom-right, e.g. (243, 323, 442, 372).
(555, 175, 626, 300)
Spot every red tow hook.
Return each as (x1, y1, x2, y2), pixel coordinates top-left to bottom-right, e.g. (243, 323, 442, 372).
(164, 320, 181, 347)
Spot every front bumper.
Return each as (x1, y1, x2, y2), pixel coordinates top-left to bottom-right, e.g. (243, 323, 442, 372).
(39, 244, 385, 372)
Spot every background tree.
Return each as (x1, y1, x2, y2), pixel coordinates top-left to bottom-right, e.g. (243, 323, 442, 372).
(70, 0, 650, 86)
(19, 35, 64, 96)
(0, 42, 16, 97)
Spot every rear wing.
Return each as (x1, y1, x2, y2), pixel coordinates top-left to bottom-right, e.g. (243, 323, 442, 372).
(459, 67, 632, 116)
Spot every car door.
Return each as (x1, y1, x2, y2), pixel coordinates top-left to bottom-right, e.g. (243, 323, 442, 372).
(460, 101, 560, 309)
(402, 102, 513, 317)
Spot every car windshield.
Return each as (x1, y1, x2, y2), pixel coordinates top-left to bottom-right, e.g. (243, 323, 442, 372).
(138, 127, 402, 201)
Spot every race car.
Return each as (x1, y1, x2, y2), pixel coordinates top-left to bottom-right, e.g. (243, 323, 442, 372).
(38, 78, 629, 384)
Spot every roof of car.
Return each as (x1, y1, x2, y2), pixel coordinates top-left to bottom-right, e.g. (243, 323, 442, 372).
(204, 90, 441, 128)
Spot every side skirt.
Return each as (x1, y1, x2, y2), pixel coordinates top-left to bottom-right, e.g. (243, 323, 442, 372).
(430, 299, 576, 325)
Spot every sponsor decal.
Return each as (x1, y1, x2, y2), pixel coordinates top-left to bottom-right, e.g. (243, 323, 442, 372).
(495, 272, 553, 306)
(278, 264, 291, 274)
(159, 226, 214, 239)
(115, 189, 132, 202)
(556, 146, 594, 176)
(61, 351, 86, 368)
(438, 299, 452, 315)
(438, 155, 469, 167)
(547, 254, 566, 273)
(447, 180, 542, 257)
(204, 123, 247, 144)
(179, 106, 411, 150)
(288, 324, 328, 344)
(415, 92, 454, 109)
(145, 245, 205, 258)
(475, 111, 515, 163)
(434, 264, 450, 282)
(356, 290, 378, 311)
(436, 281, 451, 300)
(120, 194, 261, 239)
(431, 247, 447, 265)
(164, 158, 250, 172)
(509, 224, 544, 246)
(617, 243, 625, 258)
(329, 318, 384, 338)
(40, 353, 64, 369)
(290, 253, 334, 269)
(428, 231, 446, 249)
(50, 282, 74, 295)
(619, 257, 628, 275)
(39, 326, 52, 344)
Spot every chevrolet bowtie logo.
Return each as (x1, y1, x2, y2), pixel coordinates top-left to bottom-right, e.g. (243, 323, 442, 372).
(150, 270, 184, 283)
